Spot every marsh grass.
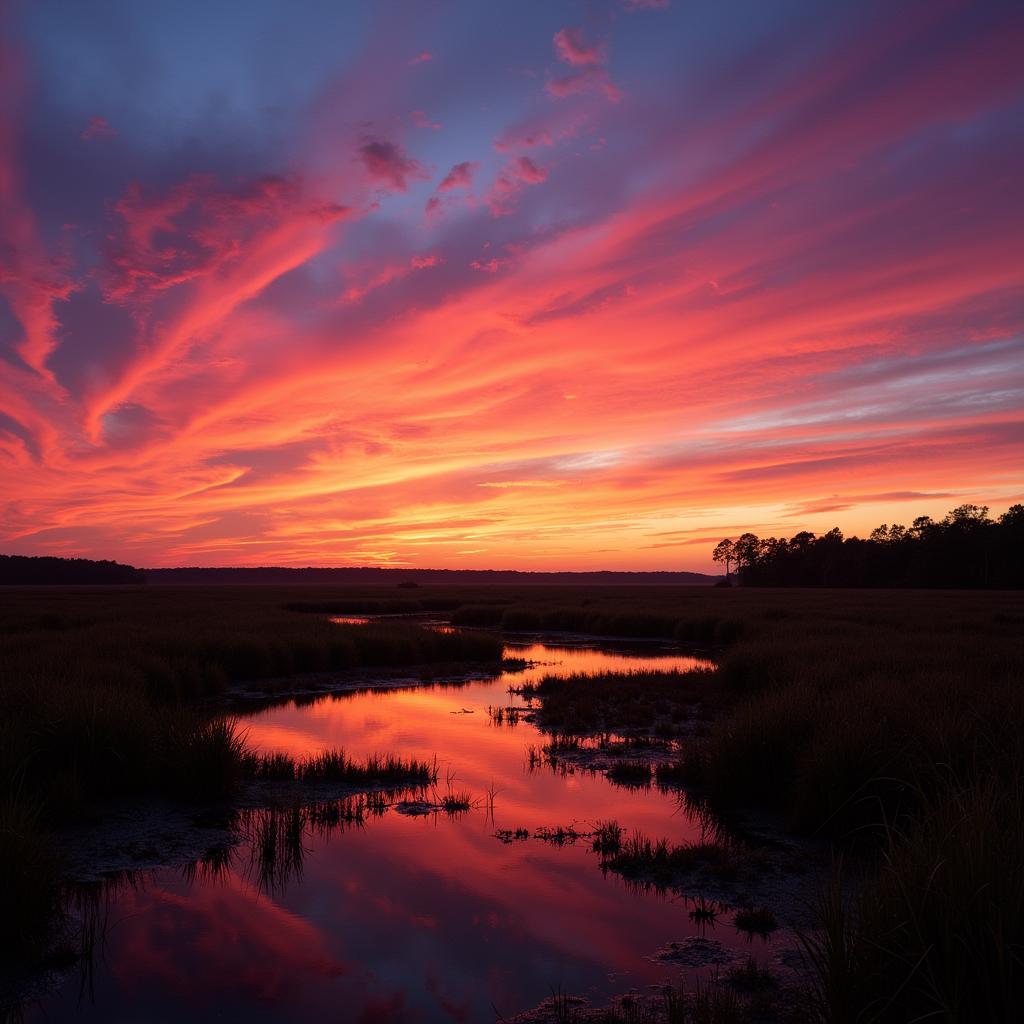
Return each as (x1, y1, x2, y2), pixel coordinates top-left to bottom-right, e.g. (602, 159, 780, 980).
(513, 668, 718, 734)
(243, 748, 438, 787)
(0, 794, 62, 962)
(495, 827, 531, 843)
(599, 831, 744, 890)
(437, 789, 474, 813)
(802, 778, 1024, 1023)
(167, 718, 248, 799)
(592, 820, 624, 856)
(534, 825, 585, 845)
(688, 897, 719, 925)
(488, 705, 527, 726)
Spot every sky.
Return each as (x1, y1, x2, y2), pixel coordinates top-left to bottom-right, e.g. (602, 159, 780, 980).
(0, 0, 1022, 571)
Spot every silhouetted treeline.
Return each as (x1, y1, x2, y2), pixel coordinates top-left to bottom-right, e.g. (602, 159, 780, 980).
(713, 505, 1024, 588)
(0, 554, 144, 585)
(144, 566, 717, 586)
(0, 558, 718, 587)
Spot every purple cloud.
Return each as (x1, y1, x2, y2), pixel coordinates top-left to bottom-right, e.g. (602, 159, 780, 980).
(359, 139, 428, 191)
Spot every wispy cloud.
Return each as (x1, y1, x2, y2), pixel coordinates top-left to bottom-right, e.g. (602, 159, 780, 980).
(0, 1, 1021, 570)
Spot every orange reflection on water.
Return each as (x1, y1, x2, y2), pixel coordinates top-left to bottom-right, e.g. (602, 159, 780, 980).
(504, 639, 713, 684)
(240, 640, 715, 845)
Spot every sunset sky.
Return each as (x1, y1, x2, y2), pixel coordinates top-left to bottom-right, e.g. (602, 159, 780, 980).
(1, 0, 1022, 571)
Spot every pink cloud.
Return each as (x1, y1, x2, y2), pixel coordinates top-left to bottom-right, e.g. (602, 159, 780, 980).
(408, 51, 432, 65)
(624, 0, 669, 10)
(0, 48, 75, 377)
(410, 110, 441, 130)
(494, 128, 551, 152)
(548, 25, 619, 101)
(470, 257, 510, 273)
(547, 67, 621, 102)
(553, 27, 604, 67)
(425, 162, 479, 218)
(485, 157, 548, 216)
(80, 115, 115, 141)
(513, 156, 546, 184)
(359, 138, 428, 191)
(86, 172, 348, 435)
(104, 175, 346, 302)
(493, 108, 592, 153)
(438, 161, 477, 191)
(341, 253, 442, 303)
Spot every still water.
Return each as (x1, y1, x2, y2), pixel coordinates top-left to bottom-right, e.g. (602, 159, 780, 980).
(30, 635, 786, 1022)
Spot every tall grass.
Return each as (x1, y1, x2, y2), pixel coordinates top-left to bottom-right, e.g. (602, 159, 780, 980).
(803, 780, 1024, 1023)
(0, 794, 62, 963)
(598, 830, 742, 890)
(244, 748, 438, 787)
(513, 668, 718, 734)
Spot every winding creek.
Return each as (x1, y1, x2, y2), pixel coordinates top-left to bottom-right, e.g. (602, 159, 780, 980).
(27, 628, 806, 1022)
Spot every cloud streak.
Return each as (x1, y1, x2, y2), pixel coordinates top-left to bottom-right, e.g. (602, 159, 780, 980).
(0, 0, 1021, 569)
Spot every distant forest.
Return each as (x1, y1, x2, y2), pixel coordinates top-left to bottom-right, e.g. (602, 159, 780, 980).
(0, 554, 144, 585)
(0, 556, 715, 587)
(713, 504, 1024, 588)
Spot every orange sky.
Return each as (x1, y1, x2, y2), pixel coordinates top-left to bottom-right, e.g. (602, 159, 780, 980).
(1, 1, 1022, 570)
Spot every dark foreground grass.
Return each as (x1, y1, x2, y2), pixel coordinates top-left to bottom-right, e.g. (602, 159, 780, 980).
(4, 582, 1023, 1021)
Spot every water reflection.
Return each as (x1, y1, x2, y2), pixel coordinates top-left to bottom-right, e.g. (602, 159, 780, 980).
(29, 637, 788, 1024)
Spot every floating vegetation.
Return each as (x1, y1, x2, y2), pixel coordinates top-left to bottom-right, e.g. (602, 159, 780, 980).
(598, 831, 752, 892)
(534, 825, 585, 846)
(487, 705, 529, 726)
(494, 828, 531, 843)
(592, 820, 624, 856)
(689, 897, 720, 926)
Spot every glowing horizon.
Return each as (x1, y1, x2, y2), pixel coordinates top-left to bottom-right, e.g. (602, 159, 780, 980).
(1, 1, 1022, 571)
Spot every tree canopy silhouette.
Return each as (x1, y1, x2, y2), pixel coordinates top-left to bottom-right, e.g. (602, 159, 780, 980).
(712, 504, 1023, 588)
(0, 554, 144, 585)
